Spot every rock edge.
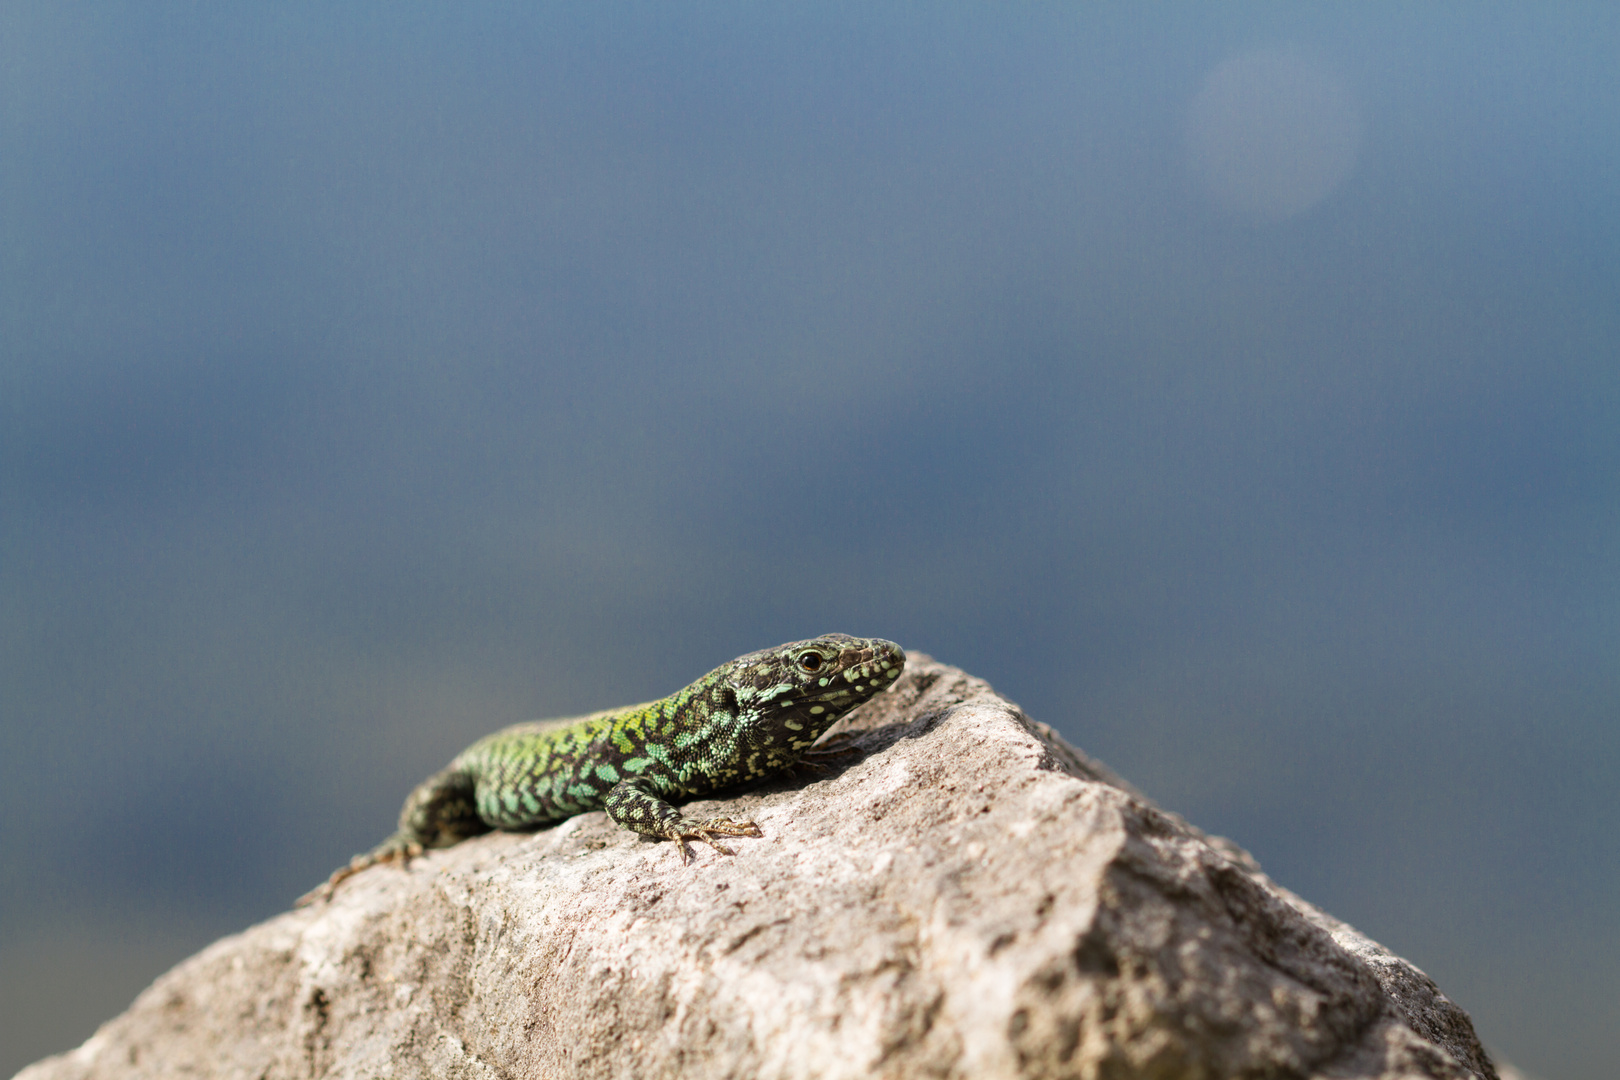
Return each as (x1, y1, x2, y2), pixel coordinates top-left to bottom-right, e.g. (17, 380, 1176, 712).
(19, 656, 1498, 1080)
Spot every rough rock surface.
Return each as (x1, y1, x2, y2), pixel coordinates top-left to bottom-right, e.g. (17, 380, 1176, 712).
(19, 656, 1498, 1080)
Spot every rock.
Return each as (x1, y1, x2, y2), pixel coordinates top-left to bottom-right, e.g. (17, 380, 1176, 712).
(17, 656, 1499, 1080)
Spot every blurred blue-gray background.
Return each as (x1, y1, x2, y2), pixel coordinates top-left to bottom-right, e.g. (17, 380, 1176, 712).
(3, 4, 1615, 1077)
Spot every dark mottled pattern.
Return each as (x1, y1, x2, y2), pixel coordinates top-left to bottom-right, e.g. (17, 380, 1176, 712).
(305, 634, 904, 900)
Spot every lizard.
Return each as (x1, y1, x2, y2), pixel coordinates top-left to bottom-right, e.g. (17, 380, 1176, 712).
(300, 633, 905, 903)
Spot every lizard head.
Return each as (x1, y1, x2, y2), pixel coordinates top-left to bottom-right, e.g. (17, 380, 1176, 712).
(725, 633, 906, 754)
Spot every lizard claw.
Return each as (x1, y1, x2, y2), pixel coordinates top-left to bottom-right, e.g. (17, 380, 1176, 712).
(801, 738, 864, 766)
(667, 817, 762, 863)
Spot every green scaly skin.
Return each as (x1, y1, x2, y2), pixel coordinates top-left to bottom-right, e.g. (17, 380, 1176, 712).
(301, 634, 905, 903)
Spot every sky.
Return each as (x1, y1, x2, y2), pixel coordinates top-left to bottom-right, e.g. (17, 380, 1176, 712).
(2, 4, 1617, 1077)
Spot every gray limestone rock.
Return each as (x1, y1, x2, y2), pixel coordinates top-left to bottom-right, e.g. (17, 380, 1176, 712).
(17, 656, 1498, 1080)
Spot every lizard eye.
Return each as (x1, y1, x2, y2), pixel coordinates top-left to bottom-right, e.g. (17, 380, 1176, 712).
(796, 651, 824, 672)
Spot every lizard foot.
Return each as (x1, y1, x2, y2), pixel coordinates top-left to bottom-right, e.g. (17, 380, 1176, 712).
(295, 839, 424, 906)
(792, 739, 865, 777)
(667, 817, 764, 865)
(801, 733, 865, 764)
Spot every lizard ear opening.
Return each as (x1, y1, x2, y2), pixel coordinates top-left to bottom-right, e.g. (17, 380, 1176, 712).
(712, 685, 739, 716)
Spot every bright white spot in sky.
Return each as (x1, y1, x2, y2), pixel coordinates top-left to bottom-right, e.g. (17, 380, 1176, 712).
(1186, 47, 1362, 221)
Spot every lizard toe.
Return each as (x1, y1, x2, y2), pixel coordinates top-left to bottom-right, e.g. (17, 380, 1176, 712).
(696, 816, 763, 839)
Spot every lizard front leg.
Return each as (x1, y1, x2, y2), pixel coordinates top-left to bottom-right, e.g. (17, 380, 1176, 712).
(603, 778, 763, 864)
